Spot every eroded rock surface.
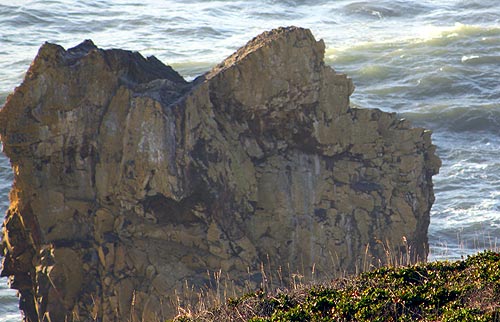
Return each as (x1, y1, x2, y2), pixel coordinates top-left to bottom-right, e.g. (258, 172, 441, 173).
(0, 27, 440, 321)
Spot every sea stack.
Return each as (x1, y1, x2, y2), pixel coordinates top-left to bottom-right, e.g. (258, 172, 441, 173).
(0, 27, 440, 321)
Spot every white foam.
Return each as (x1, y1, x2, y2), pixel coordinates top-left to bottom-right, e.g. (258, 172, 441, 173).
(461, 55, 480, 63)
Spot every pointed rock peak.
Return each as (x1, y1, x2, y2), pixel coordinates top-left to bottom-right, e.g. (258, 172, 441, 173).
(206, 26, 325, 80)
(66, 39, 99, 56)
(35, 40, 98, 66)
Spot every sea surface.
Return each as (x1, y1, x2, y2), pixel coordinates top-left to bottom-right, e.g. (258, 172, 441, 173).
(0, 0, 499, 319)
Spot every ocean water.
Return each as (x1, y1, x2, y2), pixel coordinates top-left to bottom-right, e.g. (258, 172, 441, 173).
(0, 0, 499, 319)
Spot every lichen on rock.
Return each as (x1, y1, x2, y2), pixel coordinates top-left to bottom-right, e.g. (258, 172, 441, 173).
(0, 27, 440, 321)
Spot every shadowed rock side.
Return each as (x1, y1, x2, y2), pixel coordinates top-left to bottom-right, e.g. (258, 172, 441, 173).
(0, 27, 440, 321)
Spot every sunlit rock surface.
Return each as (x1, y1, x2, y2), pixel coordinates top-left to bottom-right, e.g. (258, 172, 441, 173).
(0, 27, 440, 321)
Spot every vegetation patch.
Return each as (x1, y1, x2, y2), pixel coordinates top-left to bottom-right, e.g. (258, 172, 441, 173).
(173, 251, 500, 321)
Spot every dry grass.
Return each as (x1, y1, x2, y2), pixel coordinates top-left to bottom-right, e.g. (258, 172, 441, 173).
(171, 245, 500, 322)
(65, 235, 500, 321)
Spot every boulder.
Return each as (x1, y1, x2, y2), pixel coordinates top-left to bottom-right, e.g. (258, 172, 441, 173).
(0, 27, 440, 321)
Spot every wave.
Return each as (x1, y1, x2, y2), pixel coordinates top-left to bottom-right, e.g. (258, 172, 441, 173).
(461, 55, 500, 65)
(0, 283, 19, 321)
(324, 21, 500, 136)
(415, 23, 500, 46)
(342, 1, 431, 19)
(403, 105, 500, 133)
(0, 314, 21, 322)
(325, 23, 500, 56)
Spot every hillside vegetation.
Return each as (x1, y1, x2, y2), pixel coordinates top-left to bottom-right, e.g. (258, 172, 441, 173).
(173, 251, 500, 321)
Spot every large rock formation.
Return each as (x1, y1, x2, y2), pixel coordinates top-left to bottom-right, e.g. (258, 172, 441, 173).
(0, 27, 440, 321)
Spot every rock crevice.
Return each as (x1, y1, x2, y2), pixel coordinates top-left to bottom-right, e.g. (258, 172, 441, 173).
(0, 27, 440, 321)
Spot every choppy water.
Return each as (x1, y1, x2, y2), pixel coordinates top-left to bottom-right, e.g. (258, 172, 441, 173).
(0, 0, 499, 319)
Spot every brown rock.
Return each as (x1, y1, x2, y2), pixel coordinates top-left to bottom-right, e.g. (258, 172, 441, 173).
(0, 27, 440, 320)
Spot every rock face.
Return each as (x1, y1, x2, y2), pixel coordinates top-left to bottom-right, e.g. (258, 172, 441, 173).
(0, 27, 440, 321)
